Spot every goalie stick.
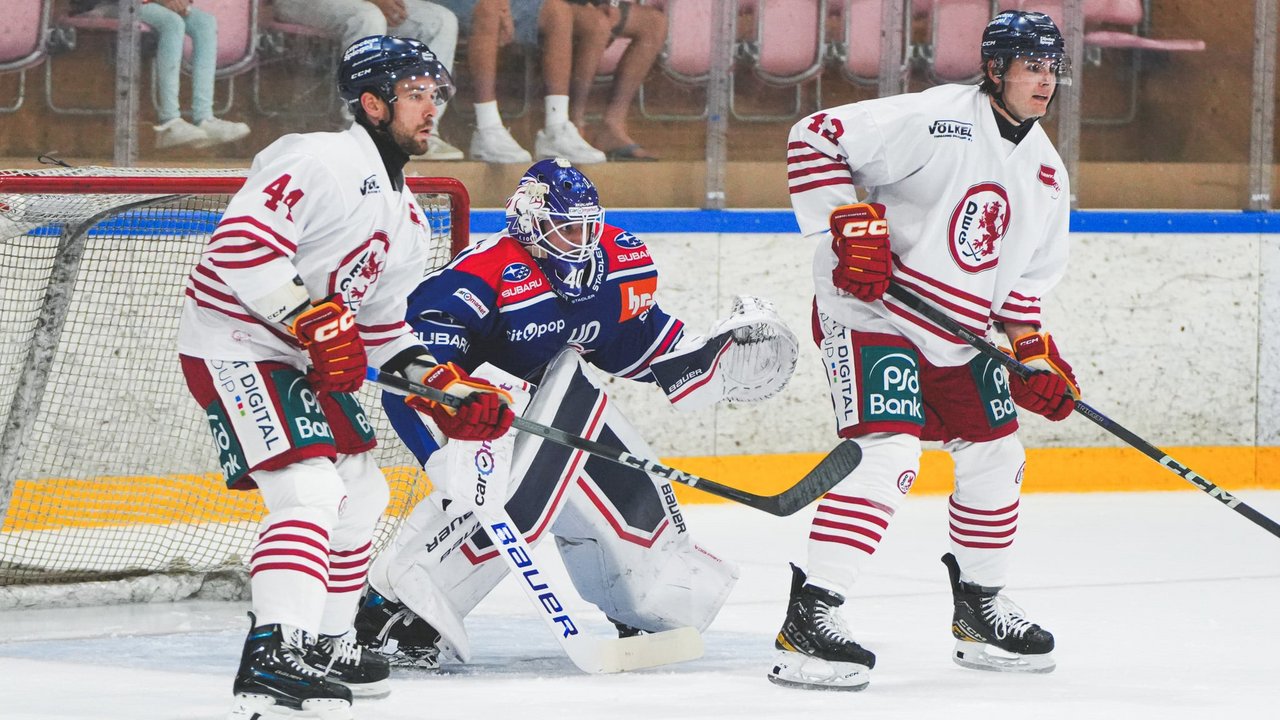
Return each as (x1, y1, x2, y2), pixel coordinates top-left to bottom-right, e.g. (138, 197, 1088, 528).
(365, 367, 861, 517)
(885, 282, 1280, 540)
(471, 502, 704, 674)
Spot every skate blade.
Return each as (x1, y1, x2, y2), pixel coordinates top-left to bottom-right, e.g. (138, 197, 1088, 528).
(952, 640, 1056, 674)
(229, 693, 353, 720)
(767, 651, 870, 691)
(336, 677, 391, 699)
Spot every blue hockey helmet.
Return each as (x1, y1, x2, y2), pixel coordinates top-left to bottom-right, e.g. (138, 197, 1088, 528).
(980, 11, 1071, 84)
(337, 35, 455, 113)
(504, 159, 606, 299)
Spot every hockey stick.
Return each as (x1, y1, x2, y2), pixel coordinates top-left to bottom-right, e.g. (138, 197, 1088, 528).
(885, 282, 1280, 540)
(470, 503, 703, 673)
(365, 367, 860, 516)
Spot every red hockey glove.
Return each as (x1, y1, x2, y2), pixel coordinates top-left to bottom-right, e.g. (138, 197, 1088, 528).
(1003, 332, 1079, 422)
(292, 295, 366, 394)
(830, 202, 891, 302)
(407, 362, 515, 441)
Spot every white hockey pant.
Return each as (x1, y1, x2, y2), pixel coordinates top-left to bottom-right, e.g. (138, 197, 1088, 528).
(805, 432, 920, 595)
(946, 434, 1026, 589)
(252, 452, 389, 634)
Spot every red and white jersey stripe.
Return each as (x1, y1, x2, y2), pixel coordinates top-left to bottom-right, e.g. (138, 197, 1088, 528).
(808, 492, 895, 555)
(949, 496, 1019, 550)
(789, 84, 1071, 367)
(178, 124, 432, 369)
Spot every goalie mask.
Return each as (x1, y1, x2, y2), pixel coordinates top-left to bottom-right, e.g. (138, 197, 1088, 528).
(505, 159, 605, 300)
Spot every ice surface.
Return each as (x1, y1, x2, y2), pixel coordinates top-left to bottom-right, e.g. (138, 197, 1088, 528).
(2, 492, 1278, 719)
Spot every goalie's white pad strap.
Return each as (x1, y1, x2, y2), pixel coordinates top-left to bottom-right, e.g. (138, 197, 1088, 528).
(649, 295, 799, 411)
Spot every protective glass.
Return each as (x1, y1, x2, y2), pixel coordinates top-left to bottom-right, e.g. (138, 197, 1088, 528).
(1001, 54, 1073, 87)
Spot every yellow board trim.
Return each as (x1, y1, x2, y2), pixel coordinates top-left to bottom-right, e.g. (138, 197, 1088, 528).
(3, 447, 1276, 531)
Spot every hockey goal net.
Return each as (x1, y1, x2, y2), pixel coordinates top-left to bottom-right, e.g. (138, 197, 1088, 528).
(0, 167, 468, 604)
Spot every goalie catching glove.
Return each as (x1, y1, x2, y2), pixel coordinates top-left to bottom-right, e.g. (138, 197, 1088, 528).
(407, 362, 515, 441)
(830, 202, 891, 302)
(1003, 332, 1079, 422)
(291, 295, 367, 393)
(649, 295, 799, 411)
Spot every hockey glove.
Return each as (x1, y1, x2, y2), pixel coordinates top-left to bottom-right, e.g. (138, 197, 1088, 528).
(830, 202, 891, 302)
(407, 362, 515, 441)
(1004, 332, 1079, 422)
(292, 295, 366, 394)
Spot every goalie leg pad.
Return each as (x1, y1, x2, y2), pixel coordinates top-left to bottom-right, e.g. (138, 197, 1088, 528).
(946, 434, 1026, 588)
(805, 432, 920, 594)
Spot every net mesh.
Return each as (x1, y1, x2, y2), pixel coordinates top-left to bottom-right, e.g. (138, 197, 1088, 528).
(0, 167, 464, 591)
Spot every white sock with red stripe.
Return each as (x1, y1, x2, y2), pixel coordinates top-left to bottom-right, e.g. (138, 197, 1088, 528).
(250, 509, 335, 630)
(804, 433, 920, 595)
(946, 434, 1027, 587)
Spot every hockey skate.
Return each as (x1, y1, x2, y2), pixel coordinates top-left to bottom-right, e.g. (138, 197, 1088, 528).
(942, 553, 1056, 673)
(229, 613, 353, 720)
(767, 564, 875, 691)
(304, 633, 391, 699)
(353, 587, 444, 669)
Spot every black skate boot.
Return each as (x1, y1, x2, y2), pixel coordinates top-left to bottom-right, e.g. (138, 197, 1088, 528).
(942, 553, 1056, 673)
(353, 586, 443, 669)
(305, 633, 391, 699)
(229, 613, 352, 720)
(767, 563, 875, 691)
(608, 616, 646, 638)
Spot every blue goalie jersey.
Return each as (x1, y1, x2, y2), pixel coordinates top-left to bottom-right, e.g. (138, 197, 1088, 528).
(384, 224, 686, 463)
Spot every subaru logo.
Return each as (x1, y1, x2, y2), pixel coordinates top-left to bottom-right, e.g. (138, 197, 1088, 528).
(501, 263, 532, 282)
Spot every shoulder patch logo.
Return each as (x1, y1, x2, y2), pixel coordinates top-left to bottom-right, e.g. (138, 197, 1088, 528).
(1038, 164, 1062, 199)
(359, 175, 380, 196)
(331, 231, 389, 311)
(947, 182, 1010, 274)
(614, 232, 644, 249)
(501, 262, 532, 283)
(928, 120, 973, 141)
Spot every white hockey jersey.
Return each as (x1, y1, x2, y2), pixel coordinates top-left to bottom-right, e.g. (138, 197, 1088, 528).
(177, 124, 433, 369)
(786, 83, 1070, 367)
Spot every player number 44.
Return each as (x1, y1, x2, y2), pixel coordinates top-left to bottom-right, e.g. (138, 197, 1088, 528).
(263, 174, 304, 220)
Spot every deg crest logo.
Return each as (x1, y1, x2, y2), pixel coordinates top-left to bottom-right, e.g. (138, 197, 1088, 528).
(947, 182, 1010, 273)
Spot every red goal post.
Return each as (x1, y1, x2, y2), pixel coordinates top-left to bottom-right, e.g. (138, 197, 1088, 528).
(0, 167, 470, 604)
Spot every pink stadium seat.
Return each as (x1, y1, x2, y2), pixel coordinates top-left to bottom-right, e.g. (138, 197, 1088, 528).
(928, 0, 990, 84)
(739, 0, 826, 84)
(597, 37, 632, 79)
(0, 0, 52, 112)
(831, 0, 884, 85)
(653, 0, 714, 83)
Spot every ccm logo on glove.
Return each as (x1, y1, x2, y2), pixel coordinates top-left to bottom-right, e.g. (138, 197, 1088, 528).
(829, 202, 892, 303)
(292, 295, 366, 394)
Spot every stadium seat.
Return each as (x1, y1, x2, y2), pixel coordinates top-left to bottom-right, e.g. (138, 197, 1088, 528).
(0, 0, 52, 113)
(45, 0, 258, 116)
(733, 0, 827, 120)
(832, 0, 887, 86)
(924, 0, 991, 84)
(253, 1, 341, 118)
(638, 0, 716, 120)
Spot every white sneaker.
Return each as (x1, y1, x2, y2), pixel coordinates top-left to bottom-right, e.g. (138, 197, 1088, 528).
(534, 122, 606, 164)
(153, 118, 208, 150)
(196, 117, 251, 147)
(469, 125, 532, 164)
(422, 135, 464, 161)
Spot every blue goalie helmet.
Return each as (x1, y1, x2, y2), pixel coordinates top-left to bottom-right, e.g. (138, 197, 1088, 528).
(505, 158, 606, 299)
(338, 35, 455, 112)
(980, 11, 1071, 81)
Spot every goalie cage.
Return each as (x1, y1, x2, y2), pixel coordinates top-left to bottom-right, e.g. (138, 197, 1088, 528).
(0, 167, 469, 608)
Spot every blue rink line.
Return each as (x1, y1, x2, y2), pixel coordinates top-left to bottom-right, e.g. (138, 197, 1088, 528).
(470, 209, 1280, 235)
(20, 208, 1280, 237)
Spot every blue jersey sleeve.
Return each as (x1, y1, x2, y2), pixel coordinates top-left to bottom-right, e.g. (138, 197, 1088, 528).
(590, 301, 686, 382)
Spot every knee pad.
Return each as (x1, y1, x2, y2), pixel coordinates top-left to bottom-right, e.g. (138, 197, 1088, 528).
(254, 456, 346, 527)
(829, 432, 922, 512)
(949, 434, 1026, 510)
(556, 535, 739, 633)
(331, 452, 390, 548)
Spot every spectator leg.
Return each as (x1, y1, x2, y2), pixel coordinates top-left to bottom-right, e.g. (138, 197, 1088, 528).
(138, 3, 188, 124)
(181, 8, 219, 125)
